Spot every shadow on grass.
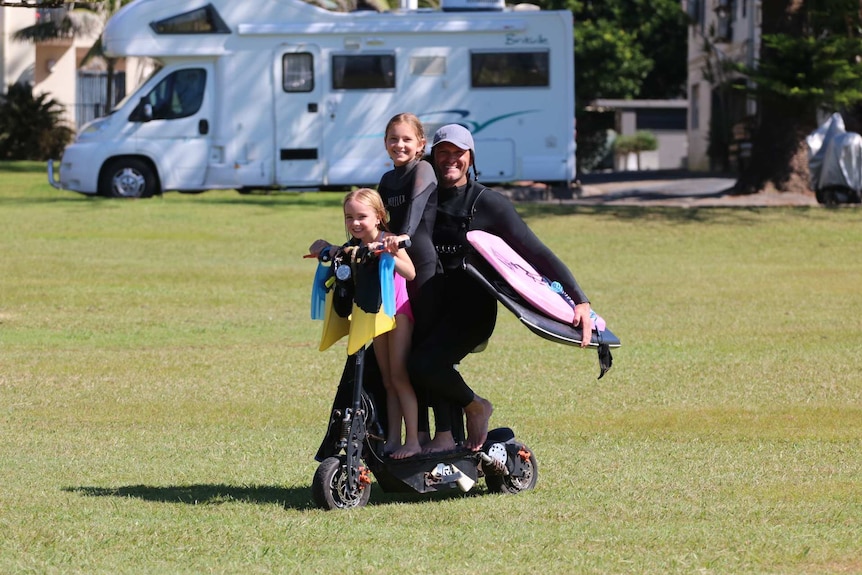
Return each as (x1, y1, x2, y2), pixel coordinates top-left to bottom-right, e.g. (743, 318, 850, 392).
(0, 190, 347, 209)
(64, 482, 471, 510)
(516, 203, 821, 225)
(0, 161, 47, 174)
(65, 483, 318, 510)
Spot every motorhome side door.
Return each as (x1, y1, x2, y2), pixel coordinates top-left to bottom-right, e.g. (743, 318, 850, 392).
(274, 46, 324, 186)
(129, 64, 214, 190)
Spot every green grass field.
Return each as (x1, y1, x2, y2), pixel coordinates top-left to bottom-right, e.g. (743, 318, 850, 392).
(1, 161, 861, 574)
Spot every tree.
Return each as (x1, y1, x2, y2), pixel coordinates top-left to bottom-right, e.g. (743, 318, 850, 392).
(0, 83, 74, 160)
(11, 2, 102, 42)
(537, 0, 688, 171)
(0, 1, 86, 6)
(541, 0, 687, 106)
(734, 0, 862, 194)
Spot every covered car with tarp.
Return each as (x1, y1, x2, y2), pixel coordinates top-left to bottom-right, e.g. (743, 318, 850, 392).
(806, 113, 862, 204)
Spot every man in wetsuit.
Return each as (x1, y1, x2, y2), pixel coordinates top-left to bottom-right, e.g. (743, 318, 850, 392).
(407, 124, 594, 451)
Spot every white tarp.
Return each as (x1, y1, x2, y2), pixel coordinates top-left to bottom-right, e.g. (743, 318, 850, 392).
(806, 112, 862, 196)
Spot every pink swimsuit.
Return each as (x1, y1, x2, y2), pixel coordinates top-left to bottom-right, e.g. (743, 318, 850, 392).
(393, 270, 414, 323)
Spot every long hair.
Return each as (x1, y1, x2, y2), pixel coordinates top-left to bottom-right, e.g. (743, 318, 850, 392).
(384, 112, 427, 161)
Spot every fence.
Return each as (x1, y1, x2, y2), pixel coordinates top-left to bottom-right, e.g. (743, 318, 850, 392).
(75, 71, 126, 129)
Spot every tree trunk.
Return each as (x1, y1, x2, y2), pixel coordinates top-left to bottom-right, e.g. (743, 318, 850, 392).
(736, 0, 817, 194)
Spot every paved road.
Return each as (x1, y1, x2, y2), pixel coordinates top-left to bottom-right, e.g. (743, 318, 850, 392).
(499, 171, 820, 207)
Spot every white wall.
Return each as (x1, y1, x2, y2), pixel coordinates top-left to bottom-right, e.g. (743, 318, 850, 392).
(1, 7, 36, 88)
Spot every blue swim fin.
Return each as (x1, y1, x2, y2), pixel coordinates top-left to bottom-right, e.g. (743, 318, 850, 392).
(311, 261, 330, 320)
(378, 253, 396, 318)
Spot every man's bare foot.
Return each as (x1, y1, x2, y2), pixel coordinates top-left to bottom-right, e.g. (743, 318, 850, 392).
(422, 431, 457, 453)
(418, 432, 431, 447)
(390, 441, 422, 460)
(464, 396, 493, 451)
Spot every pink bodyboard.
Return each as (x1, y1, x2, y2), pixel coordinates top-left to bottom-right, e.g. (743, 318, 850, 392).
(466, 230, 577, 324)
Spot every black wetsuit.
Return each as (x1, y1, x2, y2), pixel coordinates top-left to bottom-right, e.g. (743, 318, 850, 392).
(376, 158, 440, 342)
(378, 158, 445, 434)
(408, 180, 589, 411)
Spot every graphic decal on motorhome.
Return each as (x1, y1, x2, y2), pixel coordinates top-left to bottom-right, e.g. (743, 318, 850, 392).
(504, 33, 549, 46)
(419, 109, 541, 135)
(360, 109, 542, 140)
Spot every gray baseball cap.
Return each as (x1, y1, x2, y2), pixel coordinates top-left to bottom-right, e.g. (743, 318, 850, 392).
(432, 124, 474, 152)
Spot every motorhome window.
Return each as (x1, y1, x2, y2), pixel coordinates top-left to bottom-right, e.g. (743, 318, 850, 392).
(331, 54, 395, 90)
(470, 51, 549, 88)
(141, 69, 206, 120)
(410, 56, 446, 76)
(283, 53, 314, 93)
(150, 4, 230, 34)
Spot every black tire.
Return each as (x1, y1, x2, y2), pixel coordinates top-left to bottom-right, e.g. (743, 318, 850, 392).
(99, 158, 159, 198)
(485, 445, 538, 495)
(311, 456, 371, 510)
(548, 181, 574, 200)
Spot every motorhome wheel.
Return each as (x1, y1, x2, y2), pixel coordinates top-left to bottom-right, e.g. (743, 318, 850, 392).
(100, 158, 159, 198)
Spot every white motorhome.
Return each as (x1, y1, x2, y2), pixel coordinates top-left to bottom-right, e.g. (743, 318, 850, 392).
(48, 0, 575, 198)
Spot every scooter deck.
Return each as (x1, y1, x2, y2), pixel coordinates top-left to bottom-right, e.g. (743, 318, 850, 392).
(366, 428, 517, 494)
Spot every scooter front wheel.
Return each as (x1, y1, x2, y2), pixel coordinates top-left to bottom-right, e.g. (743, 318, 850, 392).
(312, 455, 372, 510)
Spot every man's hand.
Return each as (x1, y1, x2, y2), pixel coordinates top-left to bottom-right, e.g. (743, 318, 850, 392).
(573, 302, 593, 347)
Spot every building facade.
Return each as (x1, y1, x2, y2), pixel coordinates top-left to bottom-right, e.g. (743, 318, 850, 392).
(1, 5, 147, 130)
(684, 0, 760, 171)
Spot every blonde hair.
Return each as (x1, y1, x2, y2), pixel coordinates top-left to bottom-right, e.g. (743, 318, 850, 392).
(384, 112, 427, 161)
(343, 188, 390, 231)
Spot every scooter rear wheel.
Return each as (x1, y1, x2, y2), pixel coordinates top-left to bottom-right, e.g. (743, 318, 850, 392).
(312, 455, 372, 510)
(485, 445, 538, 495)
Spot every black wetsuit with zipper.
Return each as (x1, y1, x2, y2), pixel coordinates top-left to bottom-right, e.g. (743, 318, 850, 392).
(407, 179, 590, 414)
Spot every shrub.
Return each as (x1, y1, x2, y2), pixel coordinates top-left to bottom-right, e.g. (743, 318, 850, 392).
(613, 130, 658, 155)
(0, 83, 75, 161)
(613, 130, 658, 170)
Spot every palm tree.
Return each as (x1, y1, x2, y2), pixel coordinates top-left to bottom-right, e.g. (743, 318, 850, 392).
(13, 1, 126, 117)
(0, 1, 70, 6)
(12, 2, 102, 42)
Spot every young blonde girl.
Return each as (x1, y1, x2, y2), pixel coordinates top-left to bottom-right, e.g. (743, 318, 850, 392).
(342, 188, 420, 459)
(377, 113, 461, 453)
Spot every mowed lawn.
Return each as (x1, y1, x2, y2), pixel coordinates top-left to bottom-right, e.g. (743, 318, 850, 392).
(1, 161, 861, 574)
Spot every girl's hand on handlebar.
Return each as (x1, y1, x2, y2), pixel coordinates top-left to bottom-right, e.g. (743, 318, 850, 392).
(382, 234, 410, 254)
(306, 239, 334, 259)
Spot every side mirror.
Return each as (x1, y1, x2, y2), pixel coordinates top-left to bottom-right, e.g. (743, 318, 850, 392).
(130, 98, 153, 122)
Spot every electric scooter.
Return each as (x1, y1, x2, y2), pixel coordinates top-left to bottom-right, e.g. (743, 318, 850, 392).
(309, 243, 538, 510)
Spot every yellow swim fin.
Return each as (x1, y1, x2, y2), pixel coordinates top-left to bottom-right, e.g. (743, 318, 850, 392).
(346, 306, 395, 356)
(319, 290, 351, 352)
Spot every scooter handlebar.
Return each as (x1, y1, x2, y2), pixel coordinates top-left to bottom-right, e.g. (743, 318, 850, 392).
(315, 239, 411, 263)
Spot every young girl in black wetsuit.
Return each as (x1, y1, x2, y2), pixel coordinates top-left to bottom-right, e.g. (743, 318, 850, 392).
(377, 114, 462, 453)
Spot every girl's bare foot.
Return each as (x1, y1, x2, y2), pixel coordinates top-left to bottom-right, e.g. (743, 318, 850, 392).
(383, 441, 401, 455)
(418, 431, 431, 448)
(390, 441, 422, 459)
(464, 396, 493, 451)
(422, 431, 456, 453)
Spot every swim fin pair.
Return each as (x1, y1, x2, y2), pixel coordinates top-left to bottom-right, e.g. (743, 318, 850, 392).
(315, 254, 397, 354)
